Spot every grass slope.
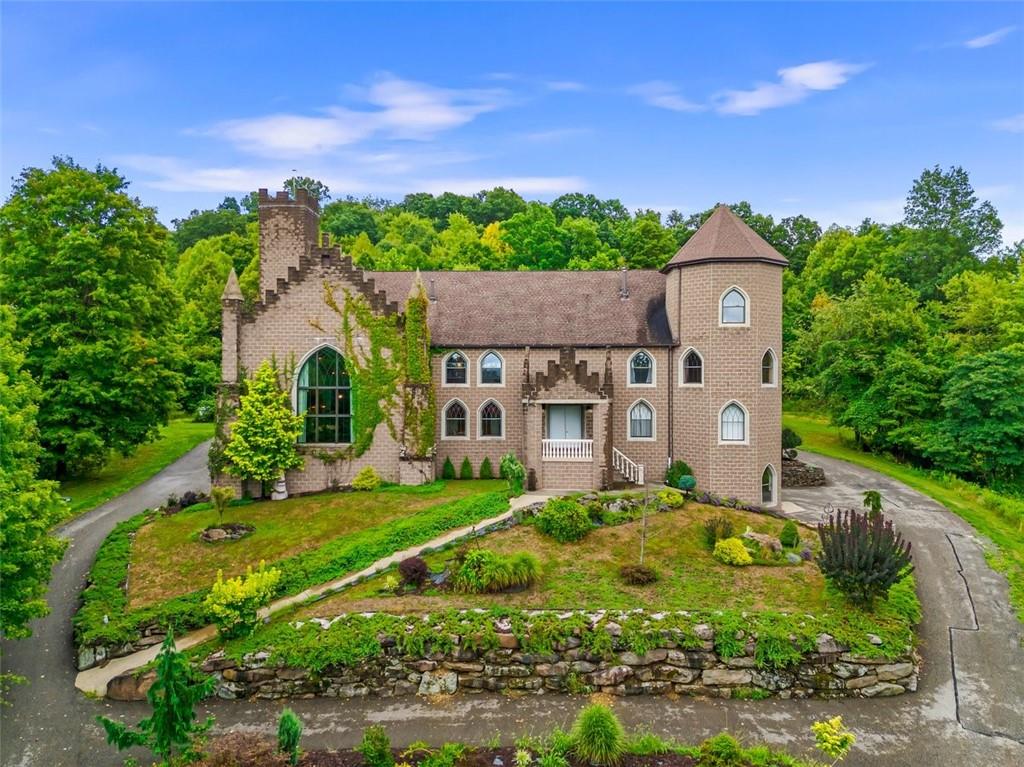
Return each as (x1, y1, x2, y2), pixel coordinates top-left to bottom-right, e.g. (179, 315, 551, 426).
(59, 418, 213, 518)
(785, 411, 1024, 623)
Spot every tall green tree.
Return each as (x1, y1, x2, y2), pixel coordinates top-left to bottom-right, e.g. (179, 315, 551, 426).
(904, 165, 1003, 255)
(501, 202, 567, 269)
(171, 197, 250, 253)
(283, 175, 330, 203)
(0, 158, 182, 478)
(0, 306, 67, 641)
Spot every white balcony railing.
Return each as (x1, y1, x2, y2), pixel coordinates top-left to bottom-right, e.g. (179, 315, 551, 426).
(542, 438, 593, 462)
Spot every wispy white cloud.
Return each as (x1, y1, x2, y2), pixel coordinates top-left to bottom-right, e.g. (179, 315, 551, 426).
(413, 176, 584, 196)
(628, 81, 705, 113)
(964, 26, 1016, 49)
(518, 127, 592, 143)
(205, 74, 508, 157)
(545, 80, 586, 92)
(991, 113, 1024, 133)
(715, 60, 870, 116)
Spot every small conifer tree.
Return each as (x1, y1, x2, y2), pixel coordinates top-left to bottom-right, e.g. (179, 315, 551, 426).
(460, 456, 473, 479)
(277, 708, 303, 765)
(442, 456, 456, 480)
(479, 457, 494, 479)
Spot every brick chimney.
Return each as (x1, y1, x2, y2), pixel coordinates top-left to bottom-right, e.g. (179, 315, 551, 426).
(257, 188, 320, 299)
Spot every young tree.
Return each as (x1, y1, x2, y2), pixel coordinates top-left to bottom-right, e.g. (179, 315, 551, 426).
(283, 176, 330, 203)
(0, 157, 182, 478)
(223, 360, 304, 491)
(97, 633, 216, 765)
(0, 306, 67, 642)
(904, 165, 1003, 255)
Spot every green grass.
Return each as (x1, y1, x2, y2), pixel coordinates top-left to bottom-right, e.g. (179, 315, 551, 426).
(59, 418, 214, 517)
(784, 410, 1024, 623)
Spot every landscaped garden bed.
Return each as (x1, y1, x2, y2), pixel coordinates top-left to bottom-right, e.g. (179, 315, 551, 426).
(73, 480, 509, 669)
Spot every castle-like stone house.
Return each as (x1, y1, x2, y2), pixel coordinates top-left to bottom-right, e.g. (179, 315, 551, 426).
(219, 189, 786, 506)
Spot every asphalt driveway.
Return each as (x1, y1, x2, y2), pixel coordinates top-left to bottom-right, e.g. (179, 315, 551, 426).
(1, 448, 1021, 766)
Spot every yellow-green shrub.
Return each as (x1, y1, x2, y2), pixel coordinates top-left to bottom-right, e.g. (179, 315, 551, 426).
(713, 537, 753, 567)
(204, 561, 281, 638)
(656, 488, 685, 508)
(352, 466, 382, 491)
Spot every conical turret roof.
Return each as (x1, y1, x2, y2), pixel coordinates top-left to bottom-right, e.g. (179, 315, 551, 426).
(661, 205, 788, 272)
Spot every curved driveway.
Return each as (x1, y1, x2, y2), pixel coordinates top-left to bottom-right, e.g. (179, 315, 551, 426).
(2, 448, 1021, 766)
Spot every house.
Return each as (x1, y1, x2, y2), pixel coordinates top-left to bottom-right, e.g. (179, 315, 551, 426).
(218, 189, 786, 506)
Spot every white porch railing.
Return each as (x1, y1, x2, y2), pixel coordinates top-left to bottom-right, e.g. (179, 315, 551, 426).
(612, 447, 645, 485)
(542, 438, 593, 462)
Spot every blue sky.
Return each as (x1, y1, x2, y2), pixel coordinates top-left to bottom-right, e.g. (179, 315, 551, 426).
(3, 2, 1023, 242)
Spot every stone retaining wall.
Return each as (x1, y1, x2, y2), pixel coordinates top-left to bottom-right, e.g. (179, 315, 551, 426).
(178, 613, 918, 703)
(782, 459, 827, 488)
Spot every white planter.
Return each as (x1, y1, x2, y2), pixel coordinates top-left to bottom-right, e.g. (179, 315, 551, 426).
(270, 476, 288, 501)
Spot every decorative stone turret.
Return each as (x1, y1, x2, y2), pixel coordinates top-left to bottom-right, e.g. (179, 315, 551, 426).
(257, 188, 320, 300)
(220, 267, 243, 384)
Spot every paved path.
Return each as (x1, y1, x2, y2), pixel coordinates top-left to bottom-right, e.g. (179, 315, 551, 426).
(74, 492, 552, 696)
(2, 449, 1022, 766)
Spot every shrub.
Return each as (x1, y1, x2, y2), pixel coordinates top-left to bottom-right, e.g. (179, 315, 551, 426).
(500, 453, 526, 496)
(817, 509, 913, 606)
(779, 520, 800, 548)
(812, 716, 855, 762)
(442, 457, 456, 480)
(210, 486, 235, 526)
(276, 708, 302, 765)
(398, 556, 429, 589)
(203, 562, 282, 638)
(619, 564, 658, 585)
(459, 457, 473, 480)
(664, 460, 694, 489)
(357, 724, 394, 767)
(193, 397, 216, 423)
(570, 704, 625, 766)
(352, 466, 382, 491)
(451, 549, 539, 593)
(534, 498, 592, 543)
(656, 488, 684, 508)
(702, 515, 734, 550)
(698, 733, 744, 766)
(676, 474, 697, 493)
(713, 537, 753, 567)
(782, 427, 802, 459)
(479, 457, 494, 480)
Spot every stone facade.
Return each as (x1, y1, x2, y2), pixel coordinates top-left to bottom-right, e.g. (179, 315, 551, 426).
(218, 193, 786, 505)
(180, 611, 918, 703)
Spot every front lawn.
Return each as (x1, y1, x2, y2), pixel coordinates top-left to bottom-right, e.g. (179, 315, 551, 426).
(308, 504, 817, 615)
(129, 479, 506, 607)
(60, 417, 213, 518)
(784, 411, 1024, 623)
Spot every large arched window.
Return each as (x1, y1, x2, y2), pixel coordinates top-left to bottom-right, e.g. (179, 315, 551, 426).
(628, 400, 654, 439)
(720, 287, 748, 325)
(296, 347, 351, 444)
(761, 349, 777, 386)
(442, 400, 468, 439)
(762, 465, 776, 505)
(681, 348, 703, 386)
(479, 400, 504, 438)
(444, 351, 468, 386)
(629, 350, 654, 386)
(720, 402, 747, 443)
(479, 351, 504, 386)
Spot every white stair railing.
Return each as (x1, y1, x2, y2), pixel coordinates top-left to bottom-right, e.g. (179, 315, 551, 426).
(612, 447, 645, 485)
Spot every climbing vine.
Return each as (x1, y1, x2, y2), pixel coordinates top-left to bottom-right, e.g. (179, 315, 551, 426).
(320, 277, 436, 460)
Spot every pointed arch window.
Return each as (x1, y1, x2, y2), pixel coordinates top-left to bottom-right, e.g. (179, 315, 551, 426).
(479, 351, 504, 385)
(629, 350, 654, 385)
(296, 347, 351, 444)
(762, 465, 776, 505)
(444, 351, 468, 385)
(479, 400, 504, 438)
(720, 402, 747, 443)
(721, 288, 747, 325)
(682, 349, 703, 385)
(628, 400, 654, 439)
(443, 400, 468, 439)
(761, 349, 777, 386)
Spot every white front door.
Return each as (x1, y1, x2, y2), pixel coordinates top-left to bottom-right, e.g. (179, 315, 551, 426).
(548, 405, 584, 439)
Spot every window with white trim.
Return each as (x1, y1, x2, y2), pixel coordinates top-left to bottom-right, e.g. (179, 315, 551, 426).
(721, 288, 747, 324)
(720, 403, 746, 442)
(762, 465, 776, 504)
(761, 349, 776, 386)
(479, 400, 503, 438)
(443, 400, 467, 438)
(629, 400, 654, 439)
(629, 350, 654, 385)
(682, 349, 703, 385)
(444, 352, 468, 385)
(480, 351, 503, 385)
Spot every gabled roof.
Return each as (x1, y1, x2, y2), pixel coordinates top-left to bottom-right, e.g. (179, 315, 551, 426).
(661, 205, 788, 272)
(366, 270, 673, 348)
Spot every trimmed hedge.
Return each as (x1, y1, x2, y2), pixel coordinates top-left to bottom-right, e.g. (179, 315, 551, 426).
(75, 491, 510, 646)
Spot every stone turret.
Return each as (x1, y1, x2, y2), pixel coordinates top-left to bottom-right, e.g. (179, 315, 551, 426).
(257, 188, 320, 300)
(221, 267, 243, 384)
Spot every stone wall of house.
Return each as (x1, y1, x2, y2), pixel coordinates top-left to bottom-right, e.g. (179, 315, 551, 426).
(177, 613, 918, 703)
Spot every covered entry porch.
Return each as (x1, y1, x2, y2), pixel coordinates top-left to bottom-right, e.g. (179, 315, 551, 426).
(542, 403, 593, 461)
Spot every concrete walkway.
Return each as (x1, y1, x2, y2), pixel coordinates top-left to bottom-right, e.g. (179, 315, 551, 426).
(74, 492, 551, 696)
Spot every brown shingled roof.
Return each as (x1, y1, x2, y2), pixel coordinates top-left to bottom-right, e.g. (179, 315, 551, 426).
(661, 204, 788, 272)
(366, 270, 673, 347)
